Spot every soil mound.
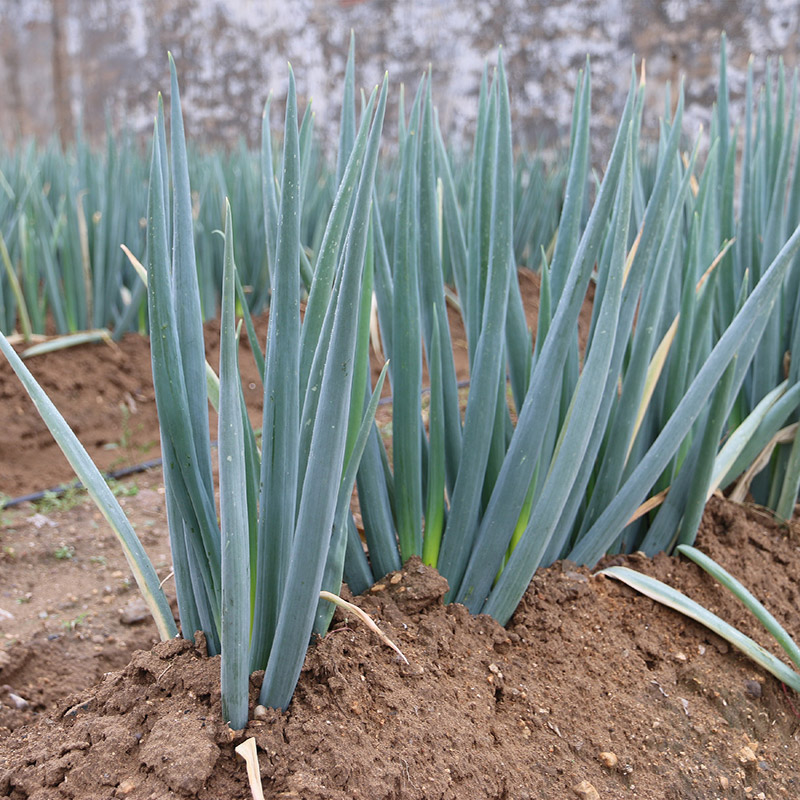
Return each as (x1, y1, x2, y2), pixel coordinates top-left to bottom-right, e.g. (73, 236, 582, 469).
(2, 500, 799, 799)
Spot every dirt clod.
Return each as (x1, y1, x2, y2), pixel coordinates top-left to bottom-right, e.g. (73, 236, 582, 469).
(140, 714, 221, 795)
(572, 779, 601, 799)
(738, 745, 758, 765)
(598, 751, 618, 768)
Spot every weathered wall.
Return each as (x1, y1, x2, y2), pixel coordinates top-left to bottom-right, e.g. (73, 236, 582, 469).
(0, 0, 798, 152)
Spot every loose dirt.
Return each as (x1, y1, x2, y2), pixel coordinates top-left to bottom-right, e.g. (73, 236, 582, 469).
(1, 493, 799, 799)
(1, 272, 799, 799)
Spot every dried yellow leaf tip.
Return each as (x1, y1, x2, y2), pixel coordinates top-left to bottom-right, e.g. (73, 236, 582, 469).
(320, 590, 409, 664)
(235, 737, 265, 800)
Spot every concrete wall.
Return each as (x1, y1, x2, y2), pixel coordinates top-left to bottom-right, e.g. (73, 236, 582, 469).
(1, 0, 798, 153)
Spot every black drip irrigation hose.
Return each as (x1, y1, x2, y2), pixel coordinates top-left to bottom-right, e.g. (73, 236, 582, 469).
(2, 377, 474, 510)
(3, 456, 168, 509)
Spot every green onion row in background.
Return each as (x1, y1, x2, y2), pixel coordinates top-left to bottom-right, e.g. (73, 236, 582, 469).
(0, 62, 561, 340)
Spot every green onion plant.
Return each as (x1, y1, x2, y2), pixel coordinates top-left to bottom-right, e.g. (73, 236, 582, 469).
(1, 57, 388, 727)
(3, 37, 800, 727)
(347, 41, 800, 630)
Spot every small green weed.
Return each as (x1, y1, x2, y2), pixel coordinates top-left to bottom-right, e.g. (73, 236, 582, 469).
(53, 544, 75, 560)
(107, 477, 139, 498)
(34, 487, 85, 513)
(63, 612, 89, 631)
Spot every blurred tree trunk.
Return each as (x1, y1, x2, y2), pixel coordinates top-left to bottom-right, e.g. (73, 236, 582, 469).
(0, 0, 25, 138)
(51, 0, 73, 144)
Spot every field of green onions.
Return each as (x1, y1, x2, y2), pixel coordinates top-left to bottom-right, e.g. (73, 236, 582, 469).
(0, 101, 561, 343)
(2, 33, 800, 771)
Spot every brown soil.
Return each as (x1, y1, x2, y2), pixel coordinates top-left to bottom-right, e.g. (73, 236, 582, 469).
(1, 492, 799, 799)
(2, 273, 800, 799)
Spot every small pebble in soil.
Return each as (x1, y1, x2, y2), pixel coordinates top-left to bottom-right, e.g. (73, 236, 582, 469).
(738, 745, 758, 765)
(598, 751, 618, 768)
(399, 662, 425, 677)
(571, 780, 600, 800)
(744, 679, 762, 698)
(7, 691, 29, 709)
(119, 597, 148, 625)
